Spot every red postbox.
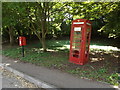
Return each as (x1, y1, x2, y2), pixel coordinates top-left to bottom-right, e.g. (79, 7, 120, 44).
(69, 19, 92, 65)
(19, 36, 26, 46)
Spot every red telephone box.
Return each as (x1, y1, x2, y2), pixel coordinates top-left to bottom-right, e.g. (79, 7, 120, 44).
(19, 36, 26, 46)
(69, 19, 92, 65)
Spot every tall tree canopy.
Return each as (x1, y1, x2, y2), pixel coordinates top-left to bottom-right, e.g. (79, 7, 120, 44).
(2, 2, 120, 50)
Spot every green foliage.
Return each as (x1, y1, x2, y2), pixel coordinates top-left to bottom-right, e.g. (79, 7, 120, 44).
(2, 2, 120, 45)
(2, 2, 26, 27)
(97, 68, 107, 74)
(107, 73, 119, 86)
(100, 2, 120, 38)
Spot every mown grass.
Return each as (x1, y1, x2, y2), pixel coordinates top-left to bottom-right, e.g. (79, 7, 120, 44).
(2, 39, 119, 86)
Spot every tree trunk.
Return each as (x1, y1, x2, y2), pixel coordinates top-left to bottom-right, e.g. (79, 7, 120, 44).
(29, 2, 49, 52)
(8, 27, 14, 46)
(41, 37, 47, 52)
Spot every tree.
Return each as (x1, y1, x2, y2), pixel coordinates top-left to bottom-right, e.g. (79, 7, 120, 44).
(2, 2, 26, 45)
(2, 3, 17, 45)
(2, 2, 120, 47)
(67, 2, 120, 38)
(100, 2, 120, 38)
(2, 2, 57, 51)
(24, 2, 55, 52)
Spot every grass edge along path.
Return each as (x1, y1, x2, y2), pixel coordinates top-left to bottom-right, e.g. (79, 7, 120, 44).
(1, 40, 120, 86)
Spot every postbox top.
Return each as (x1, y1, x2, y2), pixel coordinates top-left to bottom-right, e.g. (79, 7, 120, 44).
(19, 36, 26, 39)
(19, 36, 25, 38)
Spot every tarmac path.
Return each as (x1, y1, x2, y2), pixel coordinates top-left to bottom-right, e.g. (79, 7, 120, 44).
(0, 54, 119, 89)
(0, 67, 39, 88)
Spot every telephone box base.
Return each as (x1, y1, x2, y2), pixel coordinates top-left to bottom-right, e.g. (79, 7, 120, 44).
(69, 60, 88, 65)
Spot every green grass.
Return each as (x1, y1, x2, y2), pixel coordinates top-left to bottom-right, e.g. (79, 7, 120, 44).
(2, 47, 21, 58)
(2, 39, 119, 86)
(67, 67, 119, 86)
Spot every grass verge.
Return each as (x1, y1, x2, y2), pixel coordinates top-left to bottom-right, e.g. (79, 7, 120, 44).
(2, 39, 119, 86)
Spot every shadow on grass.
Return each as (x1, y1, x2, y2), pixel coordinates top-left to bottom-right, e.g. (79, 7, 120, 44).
(89, 49, 119, 73)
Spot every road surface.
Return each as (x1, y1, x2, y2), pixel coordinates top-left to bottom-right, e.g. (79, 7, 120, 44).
(0, 67, 39, 88)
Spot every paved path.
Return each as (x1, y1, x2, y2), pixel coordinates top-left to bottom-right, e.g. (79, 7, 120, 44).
(0, 55, 118, 89)
(1, 67, 39, 88)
